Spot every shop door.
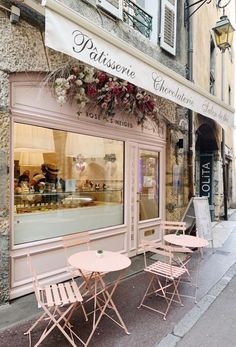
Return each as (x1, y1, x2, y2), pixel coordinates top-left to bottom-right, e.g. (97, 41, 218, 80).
(130, 146, 162, 255)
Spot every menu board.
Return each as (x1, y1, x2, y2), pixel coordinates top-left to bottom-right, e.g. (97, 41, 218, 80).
(193, 197, 213, 243)
(182, 197, 213, 247)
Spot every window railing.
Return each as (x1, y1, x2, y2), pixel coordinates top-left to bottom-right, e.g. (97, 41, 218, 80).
(123, 0, 152, 39)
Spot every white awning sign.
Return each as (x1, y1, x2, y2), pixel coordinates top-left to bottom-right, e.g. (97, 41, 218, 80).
(44, 4, 234, 128)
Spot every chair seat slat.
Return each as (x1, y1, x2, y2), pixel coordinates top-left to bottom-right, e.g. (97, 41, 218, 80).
(58, 283, 70, 305)
(145, 261, 187, 278)
(65, 282, 76, 303)
(71, 281, 83, 302)
(51, 284, 61, 306)
(45, 285, 54, 307)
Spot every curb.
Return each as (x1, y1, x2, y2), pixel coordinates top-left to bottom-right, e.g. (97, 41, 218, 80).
(155, 261, 236, 347)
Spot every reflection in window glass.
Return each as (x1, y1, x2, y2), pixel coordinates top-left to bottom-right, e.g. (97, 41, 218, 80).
(13, 123, 124, 245)
(139, 150, 159, 221)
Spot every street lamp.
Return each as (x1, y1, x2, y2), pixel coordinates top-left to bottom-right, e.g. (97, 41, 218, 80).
(212, 15, 234, 52)
(212, 14, 235, 220)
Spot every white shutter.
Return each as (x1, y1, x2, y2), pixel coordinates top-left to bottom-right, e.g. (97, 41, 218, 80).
(96, 0, 123, 20)
(160, 0, 177, 56)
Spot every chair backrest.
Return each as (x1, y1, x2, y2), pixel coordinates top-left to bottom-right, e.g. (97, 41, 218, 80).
(161, 221, 186, 238)
(141, 240, 173, 268)
(26, 252, 45, 307)
(62, 231, 90, 248)
(62, 232, 90, 264)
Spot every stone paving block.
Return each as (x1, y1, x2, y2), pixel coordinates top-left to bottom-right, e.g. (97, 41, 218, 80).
(196, 293, 216, 312)
(208, 276, 231, 297)
(173, 305, 203, 337)
(155, 333, 180, 347)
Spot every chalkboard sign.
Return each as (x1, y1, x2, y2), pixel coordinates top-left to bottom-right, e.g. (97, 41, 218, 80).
(182, 197, 213, 248)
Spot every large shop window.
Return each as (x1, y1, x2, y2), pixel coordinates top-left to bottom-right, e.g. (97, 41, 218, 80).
(13, 123, 124, 245)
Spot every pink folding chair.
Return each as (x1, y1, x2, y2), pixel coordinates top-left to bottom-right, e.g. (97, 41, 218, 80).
(24, 254, 87, 347)
(138, 240, 189, 320)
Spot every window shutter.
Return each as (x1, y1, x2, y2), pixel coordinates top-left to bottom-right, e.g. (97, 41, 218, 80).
(160, 0, 177, 56)
(96, 0, 123, 20)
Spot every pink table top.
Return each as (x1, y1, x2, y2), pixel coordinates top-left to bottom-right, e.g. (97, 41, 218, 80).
(164, 234, 209, 248)
(68, 250, 131, 273)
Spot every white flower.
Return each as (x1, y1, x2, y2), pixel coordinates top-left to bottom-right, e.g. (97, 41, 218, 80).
(84, 76, 95, 83)
(55, 78, 65, 85)
(79, 88, 85, 95)
(78, 72, 85, 79)
(75, 79, 83, 86)
(57, 95, 66, 105)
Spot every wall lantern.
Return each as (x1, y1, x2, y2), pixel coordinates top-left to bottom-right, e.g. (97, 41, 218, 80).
(212, 15, 235, 51)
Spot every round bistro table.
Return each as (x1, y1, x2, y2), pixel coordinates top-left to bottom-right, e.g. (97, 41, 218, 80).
(68, 250, 131, 346)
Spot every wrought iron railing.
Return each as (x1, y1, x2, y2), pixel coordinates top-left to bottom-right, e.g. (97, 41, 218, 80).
(123, 0, 152, 39)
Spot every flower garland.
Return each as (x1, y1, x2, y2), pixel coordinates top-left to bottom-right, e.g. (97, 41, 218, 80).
(50, 64, 159, 125)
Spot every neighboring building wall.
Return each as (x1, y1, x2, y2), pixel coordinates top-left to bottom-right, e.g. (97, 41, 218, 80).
(191, 1, 235, 216)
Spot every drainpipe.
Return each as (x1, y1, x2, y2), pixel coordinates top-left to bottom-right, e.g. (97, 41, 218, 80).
(185, 0, 194, 199)
(221, 51, 228, 220)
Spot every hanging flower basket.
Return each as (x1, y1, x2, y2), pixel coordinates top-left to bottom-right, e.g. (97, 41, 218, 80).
(48, 64, 159, 125)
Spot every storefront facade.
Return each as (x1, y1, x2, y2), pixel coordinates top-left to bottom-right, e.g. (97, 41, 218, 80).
(10, 73, 167, 298)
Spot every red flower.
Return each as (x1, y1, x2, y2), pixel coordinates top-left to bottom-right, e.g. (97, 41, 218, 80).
(113, 86, 121, 96)
(97, 71, 107, 83)
(86, 84, 97, 97)
(146, 100, 155, 111)
(126, 83, 134, 94)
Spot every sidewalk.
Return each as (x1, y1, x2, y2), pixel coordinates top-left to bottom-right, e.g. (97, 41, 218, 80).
(175, 268, 236, 347)
(1, 212, 236, 346)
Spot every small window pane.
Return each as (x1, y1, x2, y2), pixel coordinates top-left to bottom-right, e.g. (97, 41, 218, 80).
(13, 123, 124, 245)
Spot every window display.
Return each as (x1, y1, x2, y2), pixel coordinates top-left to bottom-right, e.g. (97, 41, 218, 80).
(14, 123, 124, 245)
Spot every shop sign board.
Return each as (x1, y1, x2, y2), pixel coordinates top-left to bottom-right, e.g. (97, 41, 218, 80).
(200, 154, 213, 205)
(43, 2, 234, 128)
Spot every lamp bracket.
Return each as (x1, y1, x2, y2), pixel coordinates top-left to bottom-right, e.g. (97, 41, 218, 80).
(185, 0, 212, 22)
(217, 0, 231, 9)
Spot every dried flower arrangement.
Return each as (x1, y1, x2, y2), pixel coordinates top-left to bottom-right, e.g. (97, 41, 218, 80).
(48, 64, 159, 125)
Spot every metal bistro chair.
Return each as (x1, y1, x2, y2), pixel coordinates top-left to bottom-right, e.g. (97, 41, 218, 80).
(161, 221, 192, 267)
(24, 253, 87, 347)
(62, 232, 108, 307)
(62, 232, 118, 324)
(62, 232, 98, 296)
(138, 240, 189, 320)
(162, 220, 200, 303)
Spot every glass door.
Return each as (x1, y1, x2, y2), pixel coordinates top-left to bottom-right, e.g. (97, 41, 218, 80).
(134, 147, 161, 253)
(138, 149, 160, 221)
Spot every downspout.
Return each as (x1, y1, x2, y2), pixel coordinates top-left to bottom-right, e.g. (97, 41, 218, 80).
(185, 0, 194, 199)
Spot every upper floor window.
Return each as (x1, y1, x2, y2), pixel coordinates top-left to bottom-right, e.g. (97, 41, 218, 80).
(159, 0, 177, 55)
(97, 0, 177, 55)
(123, 0, 153, 39)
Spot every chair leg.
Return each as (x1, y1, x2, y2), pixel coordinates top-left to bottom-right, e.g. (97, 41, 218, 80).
(138, 274, 156, 309)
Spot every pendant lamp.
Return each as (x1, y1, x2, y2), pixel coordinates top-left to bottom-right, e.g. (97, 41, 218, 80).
(14, 123, 55, 153)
